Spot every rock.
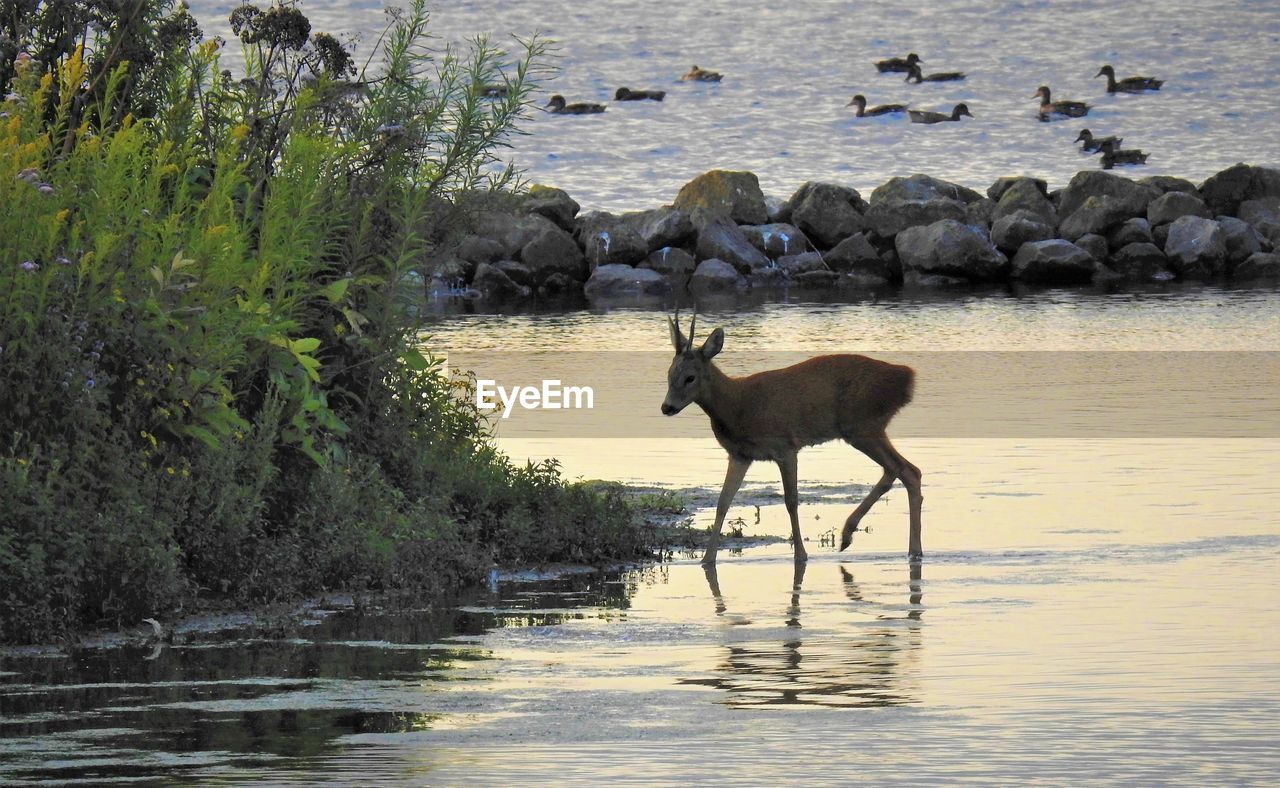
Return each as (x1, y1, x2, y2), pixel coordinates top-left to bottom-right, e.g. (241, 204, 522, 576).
(472, 262, 531, 299)
(1147, 191, 1212, 225)
(620, 206, 696, 252)
(987, 176, 1047, 202)
(966, 198, 996, 230)
(1011, 239, 1096, 283)
(1107, 217, 1153, 250)
(473, 211, 560, 258)
(741, 222, 810, 258)
(493, 260, 535, 287)
(1058, 196, 1136, 241)
(520, 226, 587, 282)
(1216, 216, 1263, 266)
(1092, 264, 1124, 286)
(522, 185, 579, 231)
(991, 210, 1055, 254)
(1108, 242, 1170, 281)
(456, 235, 505, 265)
(1075, 233, 1109, 262)
(904, 271, 972, 288)
(1057, 170, 1158, 221)
(776, 251, 827, 275)
(992, 178, 1057, 227)
(577, 212, 648, 268)
(1153, 223, 1169, 250)
(1233, 252, 1280, 281)
(1139, 175, 1199, 195)
(839, 271, 893, 288)
(748, 267, 788, 288)
(1163, 216, 1227, 279)
(583, 264, 672, 298)
(789, 182, 867, 247)
(538, 272, 580, 295)
(895, 219, 1008, 281)
(1199, 163, 1280, 216)
(826, 233, 895, 278)
(865, 174, 980, 238)
(1238, 197, 1280, 241)
(672, 169, 768, 226)
(764, 195, 791, 223)
(640, 246, 696, 277)
(688, 258, 748, 294)
(695, 215, 772, 273)
(792, 270, 841, 288)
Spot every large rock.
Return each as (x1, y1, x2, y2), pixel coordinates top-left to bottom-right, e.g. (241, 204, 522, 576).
(1075, 233, 1109, 262)
(991, 210, 1055, 253)
(455, 235, 505, 265)
(1058, 196, 1137, 241)
(639, 246, 696, 277)
(620, 206, 696, 252)
(792, 270, 841, 288)
(865, 174, 981, 238)
(741, 222, 811, 258)
(1199, 164, 1280, 216)
(1216, 216, 1264, 266)
(1233, 252, 1280, 281)
(1238, 197, 1280, 240)
(1057, 170, 1159, 221)
(583, 264, 672, 298)
(538, 272, 580, 296)
(1011, 240, 1095, 284)
(895, 219, 1009, 281)
(1147, 191, 1212, 225)
(672, 170, 768, 226)
(1163, 216, 1227, 279)
(472, 262, 531, 299)
(1139, 175, 1199, 195)
(1108, 242, 1170, 281)
(577, 212, 648, 268)
(776, 251, 827, 275)
(520, 226, 587, 282)
(987, 176, 1047, 202)
(788, 182, 867, 247)
(688, 258, 747, 294)
(493, 260, 535, 287)
(521, 185, 579, 231)
(696, 215, 772, 273)
(473, 211, 560, 258)
(825, 233, 895, 278)
(1107, 217, 1154, 250)
(992, 178, 1057, 227)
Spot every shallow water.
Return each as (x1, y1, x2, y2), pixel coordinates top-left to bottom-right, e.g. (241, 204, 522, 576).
(187, 0, 1280, 211)
(3, 287, 1279, 783)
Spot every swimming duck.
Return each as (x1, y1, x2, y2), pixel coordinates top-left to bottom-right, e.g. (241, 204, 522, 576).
(473, 83, 510, 98)
(876, 53, 923, 73)
(1075, 128, 1123, 152)
(1095, 65, 1163, 93)
(908, 103, 973, 124)
(1033, 86, 1089, 120)
(1096, 138, 1149, 169)
(544, 95, 606, 114)
(615, 87, 666, 101)
(680, 65, 723, 82)
(847, 94, 908, 117)
(904, 63, 966, 83)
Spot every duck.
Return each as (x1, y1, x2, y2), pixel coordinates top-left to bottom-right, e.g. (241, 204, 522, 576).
(908, 102, 973, 124)
(544, 95, 606, 114)
(1033, 85, 1089, 120)
(847, 94, 908, 117)
(904, 63, 966, 83)
(1075, 128, 1123, 152)
(1096, 138, 1149, 169)
(875, 53, 923, 73)
(473, 83, 510, 98)
(615, 87, 666, 101)
(680, 65, 723, 82)
(1095, 65, 1163, 93)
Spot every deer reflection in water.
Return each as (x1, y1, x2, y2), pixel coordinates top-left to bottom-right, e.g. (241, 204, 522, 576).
(681, 561, 924, 708)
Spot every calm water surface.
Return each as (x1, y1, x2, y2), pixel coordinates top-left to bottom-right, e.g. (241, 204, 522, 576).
(3, 288, 1279, 783)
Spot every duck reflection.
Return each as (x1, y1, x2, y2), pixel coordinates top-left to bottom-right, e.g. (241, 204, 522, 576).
(683, 560, 923, 708)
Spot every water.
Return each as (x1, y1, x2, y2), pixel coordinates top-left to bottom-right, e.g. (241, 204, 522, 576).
(4, 286, 1279, 783)
(187, 0, 1280, 212)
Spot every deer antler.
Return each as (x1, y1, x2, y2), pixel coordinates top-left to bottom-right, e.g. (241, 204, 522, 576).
(687, 308, 697, 352)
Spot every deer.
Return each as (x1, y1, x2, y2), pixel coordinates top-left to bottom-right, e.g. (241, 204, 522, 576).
(660, 310, 922, 564)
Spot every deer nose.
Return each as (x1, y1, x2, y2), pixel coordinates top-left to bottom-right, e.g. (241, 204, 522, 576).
(661, 402, 677, 416)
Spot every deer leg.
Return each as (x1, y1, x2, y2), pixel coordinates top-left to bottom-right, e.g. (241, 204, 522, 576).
(840, 467, 896, 550)
(777, 453, 808, 562)
(704, 456, 751, 565)
(843, 433, 924, 558)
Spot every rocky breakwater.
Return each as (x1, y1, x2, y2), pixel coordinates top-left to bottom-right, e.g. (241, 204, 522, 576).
(427, 164, 1280, 302)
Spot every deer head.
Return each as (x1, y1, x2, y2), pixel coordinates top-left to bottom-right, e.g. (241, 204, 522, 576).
(661, 309, 724, 415)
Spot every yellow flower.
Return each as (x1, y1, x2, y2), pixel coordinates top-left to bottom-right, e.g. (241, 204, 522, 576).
(231, 124, 250, 142)
(166, 466, 175, 475)
(55, 209, 70, 224)
(181, 468, 190, 478)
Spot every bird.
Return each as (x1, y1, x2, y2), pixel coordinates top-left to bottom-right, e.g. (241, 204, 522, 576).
(847, 94, 908, 117)
(1096, 138, 1149, 169)
(1033, 86, 1089, 120)
(544, 95, 606, 114)
(680, 65, 723, 82)
(473, 83, 510, 98)
(615, 87, 666, 101)
(876, 53, 923, 73)
(1095, 65, 1163, 93)
(908, 103, 973, 124)
(904, 63, 965, 83)
(1075, 128, 1123, 152)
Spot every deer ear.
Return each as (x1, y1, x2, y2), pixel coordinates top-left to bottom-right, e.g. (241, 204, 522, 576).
(669, 318, 687, 353)
(700, 327, 724, 359)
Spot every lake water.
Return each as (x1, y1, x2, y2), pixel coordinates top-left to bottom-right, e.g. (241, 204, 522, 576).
(186, 0, 1280, 211)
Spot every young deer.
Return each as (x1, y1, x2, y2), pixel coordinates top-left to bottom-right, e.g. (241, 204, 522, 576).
(661, 312, 922, 563)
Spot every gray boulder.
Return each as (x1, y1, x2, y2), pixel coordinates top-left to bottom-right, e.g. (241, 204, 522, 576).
(1058, 170, 1159, 221)
(1108, 242, 1170, 281)
(1217, 216, 1264, 266)
(866, 174, 981, 238)
(826, 233, 895, 278)
(749, 267, 788, 289)
(696, 215, 772, 273)
(777, 251, 828, 275)
(1199, 163, 1280, 216)
(966, 198, 996, 230)
(1058, 196, 1137, 241)
(1011, 240, 1096, 283)
(538, 272, 580, 296)
(1147, 191, 1212, 225)
(455, 235, 505, 265)
(1075, 233, 1109, 262)
(473, 211, 560, 259)
(993, 178, 1057, 227)
(522, 185, 580, 231)
(472, 262, 531, 299)
(895, 219, 1009, 281)
(620, 206, 696, 252)
(764, 195, 791, 223)
(1238, 197, 1280, 242)
(577, 212, 648, 268)
(672, 169, 768, 226)
(689, 258, 748, 294)
(583, 264, 672, 298)
(1233, 252, 1280, 281)
(1163, 216, 1227, 279)
(1139, 175, 1199, 195)
(640, 246, 696, 277)
(1107, 217, 1154, 250)
(741, 222, 811, 257)
(991, 210, 1055, 253)
(789, 182, 867, 247)
(988, 176, 1048, 202)
(493, 260, 535, 287)
(520, 226, 587, 282)
(793, 270, 841, 288)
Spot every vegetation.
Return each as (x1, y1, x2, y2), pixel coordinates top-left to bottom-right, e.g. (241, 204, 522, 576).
(0, 0, 654, 645)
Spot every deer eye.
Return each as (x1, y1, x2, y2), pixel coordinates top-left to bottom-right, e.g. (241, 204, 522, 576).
(684, 375, 695, 385)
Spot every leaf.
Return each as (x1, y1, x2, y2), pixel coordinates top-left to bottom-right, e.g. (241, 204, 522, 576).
(290, 337, 321, 354)
(320, 278, 351, 303)
(402, 347, 431, 371)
